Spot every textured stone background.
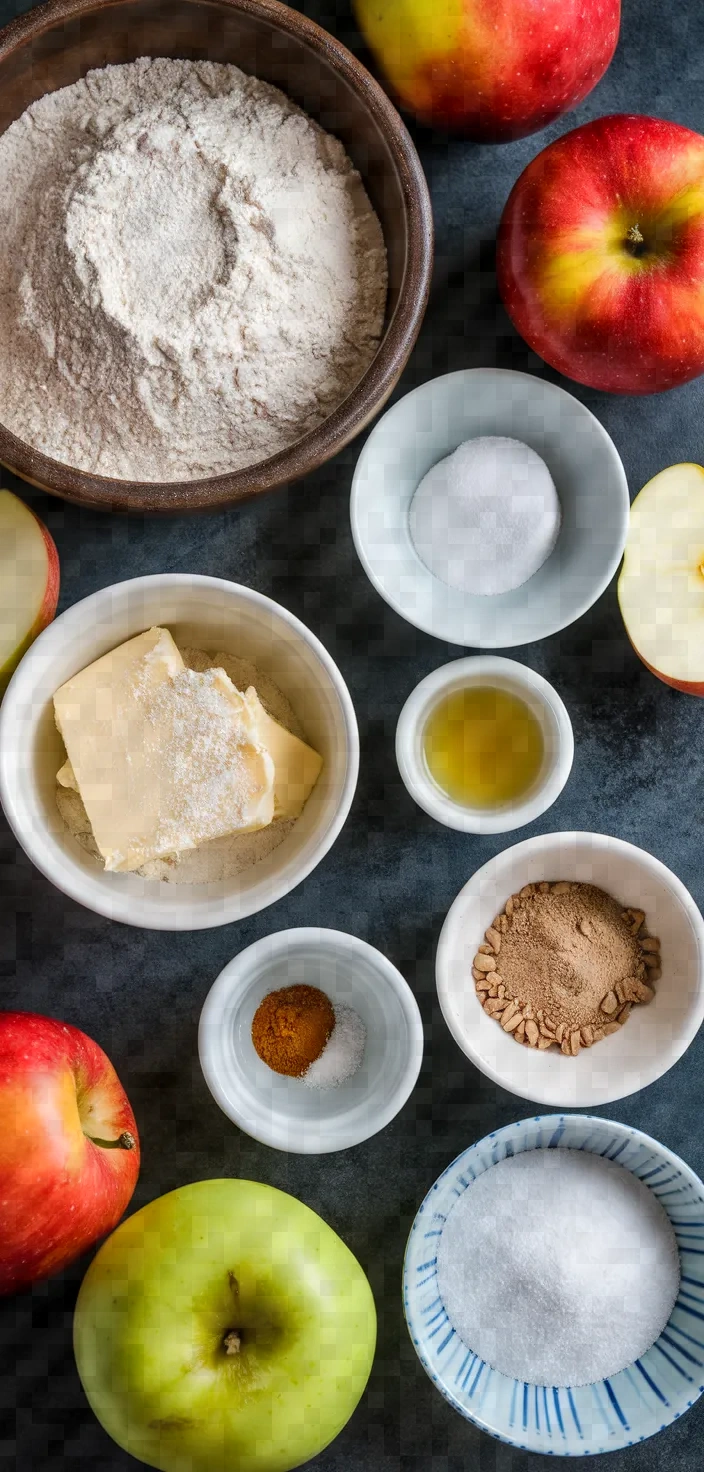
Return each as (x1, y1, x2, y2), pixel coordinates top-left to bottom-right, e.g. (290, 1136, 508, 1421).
(2, 0, 704, 1467)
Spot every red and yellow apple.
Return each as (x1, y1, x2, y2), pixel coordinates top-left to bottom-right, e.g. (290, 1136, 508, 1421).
(618, 463, 704, 695)
(354, 0, 620, 141)
(497, 114, 704, 393)
(0, 1012, 139, 1296)
(0, 489, 60, 695)
(74, 1178, 377, 1472)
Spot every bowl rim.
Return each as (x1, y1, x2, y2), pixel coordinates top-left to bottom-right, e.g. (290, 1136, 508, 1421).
(349, 366, 630, 649)
(197, 926, 425, 1152)
(435, 830, 704, 1106)
(0, 573, 360, 930)
(395, 655, 574, 833)
(0, 0, 433, 514)
(403, 1112, 704, 1455)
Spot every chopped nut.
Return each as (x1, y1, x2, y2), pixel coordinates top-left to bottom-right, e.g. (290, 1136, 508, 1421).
(502, 1011, 524, 1033)
(537, 1035, 554, 1050)
(642, 952, 660, 971)
(485, 927, 502, 953)
(478, 943, 494, 956)
(475, 977, 492, 994)
(472, 967, 485, 982)
(500, 1000, 518, 1025)
(617, 1002, 632, 1023)
(474, 953, 496, 973)
(496, 913, 509, 933)
(633, 980, 654, 1003)
(561, 1038, 572, 1055)
(600, 991, 619, 1016)
(628, 909, 645, 935)
(615, 980, 627, 1004)
(578, 918, 593, 938)
(523, 1004, 534, 1021)
(484, 998, 504, 1016)
(592, 1027, 605, 1042)
(505, 897, 514, 917)
(539, 1023, 556, 1040)
(488, 983, 499, 997)
(515, 1020, 526, 1043)
(640, 936, 660, 953)
(539, 881, 551, 893)
(552, 881, 571, 895)
(580, 1025, 594, 1047)
(555, 1022, 566, 1045)
(570, 1030, 581, 1056)
(520, 884, 535, 898)
(497, 984, 506, 1000)
(525, 1020, 539, 1047)
(543, 1014, 556, 1033)
(603, 1021, 621, 1035)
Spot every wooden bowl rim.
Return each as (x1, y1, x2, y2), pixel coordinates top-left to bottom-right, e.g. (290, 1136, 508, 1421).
(0, 0, 433, 513)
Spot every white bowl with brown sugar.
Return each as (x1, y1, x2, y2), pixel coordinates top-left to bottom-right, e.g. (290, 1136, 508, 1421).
(0, 574, 358, 930)
(436, 831, 704, 1107)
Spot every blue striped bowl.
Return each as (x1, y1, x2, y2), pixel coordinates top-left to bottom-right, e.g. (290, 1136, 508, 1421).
(403, 1115, 704, 1455)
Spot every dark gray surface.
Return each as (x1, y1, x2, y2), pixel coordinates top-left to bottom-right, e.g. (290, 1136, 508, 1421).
(1, 0, 703, 1466)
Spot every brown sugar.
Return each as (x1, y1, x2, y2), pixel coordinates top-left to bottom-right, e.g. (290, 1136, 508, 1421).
(473, 882, 660, 1056)
(251, 984, 335, 1077)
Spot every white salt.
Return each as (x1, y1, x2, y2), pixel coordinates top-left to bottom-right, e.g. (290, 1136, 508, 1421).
(409, 435, 561, 596)
(304, 1004, 366, 1089)
(437, 1148, 680, 1387)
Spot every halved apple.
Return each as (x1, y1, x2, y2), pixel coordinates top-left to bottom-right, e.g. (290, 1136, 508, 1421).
(618, 463, 704, 696)
(0, 489, 60, 695)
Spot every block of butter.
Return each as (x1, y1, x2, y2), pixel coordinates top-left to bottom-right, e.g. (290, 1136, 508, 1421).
(53, 627, 275, 873)
(242, 688, 323, 818)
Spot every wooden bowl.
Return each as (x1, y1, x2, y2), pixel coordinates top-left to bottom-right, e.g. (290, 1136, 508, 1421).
(0, 0, 433, 513)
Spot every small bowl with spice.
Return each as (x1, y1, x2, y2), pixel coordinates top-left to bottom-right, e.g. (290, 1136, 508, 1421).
(350, 367, 629, 648)
(436, 831, 704, 1107)
(404, 1113, 704, 1454)
(396, 656, 573, 833)
(198, 927, 424, 1153)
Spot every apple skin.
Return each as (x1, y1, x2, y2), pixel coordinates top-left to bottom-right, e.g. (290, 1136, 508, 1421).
(618, 462, 704, 695)
(0, 1013, 139, 1296)
(354, 0, 620, 142)
(0, 490, 60, 695)
(497, 114, 704, 392)
(74, 1179, 377, 1472)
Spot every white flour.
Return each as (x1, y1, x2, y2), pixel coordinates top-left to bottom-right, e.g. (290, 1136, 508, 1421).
(56, 649, 305, 884)
(0, 58, 387, 481)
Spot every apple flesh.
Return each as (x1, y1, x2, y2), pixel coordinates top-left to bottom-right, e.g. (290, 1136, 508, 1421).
(497, 114, 704, 392)
(0, 1012, 139, 1296)
(0, 489, 60, 695)
(74, 1179, 377, 1472)
(354, 0, 620, 142)
(618, 463, 704, 695)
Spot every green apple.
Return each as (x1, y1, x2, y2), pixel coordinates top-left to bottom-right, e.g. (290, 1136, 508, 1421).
(73, 1179, 376, 1472)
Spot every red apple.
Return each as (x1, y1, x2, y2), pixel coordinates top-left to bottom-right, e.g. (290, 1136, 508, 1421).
(0, 1013, 140, 1295)
(0, 489, 60, 696)
(618, 463, 704, 695)
(354, 0, 620, 142)
(497, 114, 704, 393)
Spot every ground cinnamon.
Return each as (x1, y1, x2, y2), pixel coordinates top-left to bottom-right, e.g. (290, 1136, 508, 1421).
(251, 984, 335, 1077)
(473, 882, 659, 1055)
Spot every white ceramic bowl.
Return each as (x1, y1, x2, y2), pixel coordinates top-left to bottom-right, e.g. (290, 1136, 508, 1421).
(404, 1114, 704, 1455)
(198, 927, 424, 1152)
(436, 832, 704, 1107)
(395, 656, 573, 834)
(350, 367, 629, 647)
(0, 575, 358, 930)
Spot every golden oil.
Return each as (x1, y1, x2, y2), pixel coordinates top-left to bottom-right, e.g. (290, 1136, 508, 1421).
(422, 685, 544, 809)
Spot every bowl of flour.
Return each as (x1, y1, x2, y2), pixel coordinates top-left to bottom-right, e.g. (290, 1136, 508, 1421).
(0, 0, 432, 511)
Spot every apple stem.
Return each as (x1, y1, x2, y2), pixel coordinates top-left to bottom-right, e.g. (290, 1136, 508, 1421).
(86, 1130, 137, 1151)
(223, 1330, 242, 1355)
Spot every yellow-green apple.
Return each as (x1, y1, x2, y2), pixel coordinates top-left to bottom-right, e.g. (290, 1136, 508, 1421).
(74, 1179, 376, 1472)
(0, 489, 60, 695)
(497, 114, 704, 393)
(0, 1012, 139, 1296)
(618, 463, 704, 694)
(354, 0, 620, 141)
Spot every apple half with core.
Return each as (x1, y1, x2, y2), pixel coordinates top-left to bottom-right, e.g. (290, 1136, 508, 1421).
(0, 1012, 139, 1296)
(354, 0, 620, 142)
(618, 463, 704, 695)
(74, 1179, 376, 1472)
(497, 114, 704, 393)
(0, 489, 60, 695)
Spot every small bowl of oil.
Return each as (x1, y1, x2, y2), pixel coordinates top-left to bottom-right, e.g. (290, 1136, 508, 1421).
(395, 656, 574, 834)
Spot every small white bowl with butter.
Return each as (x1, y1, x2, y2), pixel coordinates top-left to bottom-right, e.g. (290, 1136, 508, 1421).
(0, 575, 358, 929)
(350, 367, 630, 647)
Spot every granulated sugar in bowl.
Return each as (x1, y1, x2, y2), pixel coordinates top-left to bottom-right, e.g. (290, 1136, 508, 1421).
(404, 1114, 704, 1455)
